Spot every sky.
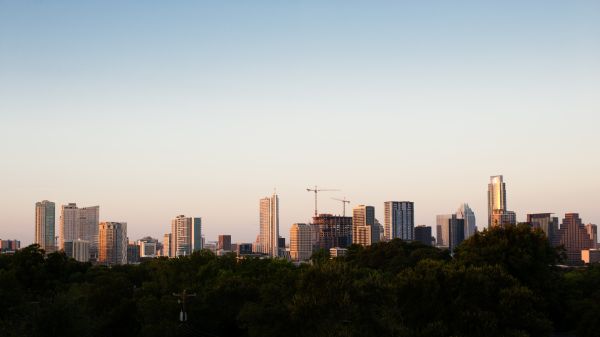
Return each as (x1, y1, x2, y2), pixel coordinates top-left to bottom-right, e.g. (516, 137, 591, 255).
(1, 1, 599, 245)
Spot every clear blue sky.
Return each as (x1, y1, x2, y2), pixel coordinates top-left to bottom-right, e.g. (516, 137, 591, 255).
(1, 1, 599, 244)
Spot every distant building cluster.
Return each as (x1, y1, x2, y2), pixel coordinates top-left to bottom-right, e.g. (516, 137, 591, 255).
(18, 175, 600, 265)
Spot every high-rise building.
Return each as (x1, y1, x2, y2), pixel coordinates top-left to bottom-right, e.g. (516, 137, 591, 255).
(162, 233, 171, 257)
(436, 214, 465, 252)
(436, 214, 452, 247)
(63, 239, 90, 262)
(290, 223, 312, 262)
(456, 203, 477, 239)
(98, 222, 127, 266)
(527, 213, 559, 245)
(311, 214, 353, 250)
(383, 201, 414, 241)
(138, 237, 158, 258)
(0, 240, 21, 252)
(557, 213, 595, 265)
(491, 209, 516, 227)
(218, 235, 232, 251)
(127, 241, 140, 264)
(59, 203, 99, 260)
(488, 175, 507, 227)
(170, 215, 202, 257)
(353, 205, 377, 246)
(414, 225, 432, 246)
(585, 224, 598, 249)
(259, 193, 279, 257)
(35, 200, 56, 253)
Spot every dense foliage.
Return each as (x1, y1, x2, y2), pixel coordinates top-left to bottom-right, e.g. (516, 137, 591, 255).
(0, 224, 598, 337)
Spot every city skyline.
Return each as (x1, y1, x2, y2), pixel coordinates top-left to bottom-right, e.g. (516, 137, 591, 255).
(1, 1, 599, 244)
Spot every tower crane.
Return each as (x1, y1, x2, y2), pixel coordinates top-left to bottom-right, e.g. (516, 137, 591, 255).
(331, 197, 351, 217)
(306, 186, 340, 217)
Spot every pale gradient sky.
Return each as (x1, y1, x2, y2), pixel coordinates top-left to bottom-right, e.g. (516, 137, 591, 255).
(1, 1, 599, 245)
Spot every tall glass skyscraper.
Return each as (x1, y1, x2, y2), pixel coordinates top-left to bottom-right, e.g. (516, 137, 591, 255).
(456, 203, 477, 239)
(488, 175, 507, 227)
(170, 215, 202, 257)
(259, 193, 279, 257)
(384, 201, 414, 241)
(59, 203, 99, 260)
(35, 200, 55, 253)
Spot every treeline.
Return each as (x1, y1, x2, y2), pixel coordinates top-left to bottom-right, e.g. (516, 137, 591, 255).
(0, 224, 598, 337)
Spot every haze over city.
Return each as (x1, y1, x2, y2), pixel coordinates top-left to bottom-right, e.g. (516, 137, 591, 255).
(1, 1, 599, 245)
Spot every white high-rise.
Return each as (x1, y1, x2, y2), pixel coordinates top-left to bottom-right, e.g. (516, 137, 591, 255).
(170, 215, 202, 257)
(290, 223, 312, 262)
(59, 203, 99, 260)
(353, 205, 377, 246)
(456, 203, 477, 239)
(383, 201, 414, 241)
(35, 200, 56, 253)
(259, 193, 279, 257)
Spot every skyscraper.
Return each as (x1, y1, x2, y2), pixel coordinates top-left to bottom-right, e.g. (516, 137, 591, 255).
(290, 223, 312, 262)
(436, 214, 465, 252)
(170, 215, 202, 257)
(98, 222, 127, 265)
(59, 203, 99, 260)
(414, 225, 432, 246)
(63, 239, 89, 262)
(259, 193, 279, 257)
(527, 213, 559, 245)
(488, 175, 507, 227)
(585, 223, 598, 249)
(436, 214, 452, 247)
(557, 213, 595, 265)
(162, 233, 171, 257)
(35, 200, 56, 253)
(456, 203, 477, 239)
(353, 205, 377, 246)
(218, 235, 232, 251)
(383, 201, 414, 241)
(311, 214, 353, 250)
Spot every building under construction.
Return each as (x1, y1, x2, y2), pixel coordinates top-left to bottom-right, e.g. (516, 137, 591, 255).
(311, 214, 353, 251)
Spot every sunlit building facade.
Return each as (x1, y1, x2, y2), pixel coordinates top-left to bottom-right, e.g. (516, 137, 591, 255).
(35, 200, 56, 253)
(353, 205, 377, 246)
(456, 203, 477, 239)
(290, 223, 312, 262)
(383, 201, 414, 241)
(557, 213, 594, 265)
(488, 175, 507, 227)
(98, 222, 127, 265)
(170, 215, 202, 257)
(59, 203, 99, 260)
(259, 193, 279, 257)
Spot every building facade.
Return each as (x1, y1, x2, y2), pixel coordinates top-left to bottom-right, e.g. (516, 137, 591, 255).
(436, 214, 465, 252)
(383, 201, 414, 241)
(414, 225, 432, 246)
(35, 200, 56, 253)
(527, 213, 559, 245)
(98, 222, 127, 265)
(488, 175, 507, 227)
(218, 235, 232, 251)
(59, 203, 99, 260)
(259, 193, 279, 257)
(290, 223, 312, 262)
(63, 239, 90, 262)
(456, 203, 477, 239)
(585, 224, 598, 249)
(353, 205, 377, 246)
(557, 213, 595, 265)
(170, 215, 202, 257)
(311, 214, 353, 251)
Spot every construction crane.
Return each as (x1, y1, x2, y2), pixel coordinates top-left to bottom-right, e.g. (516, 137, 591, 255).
(306, 186, 340, 217)
(331, 197, 351, 217)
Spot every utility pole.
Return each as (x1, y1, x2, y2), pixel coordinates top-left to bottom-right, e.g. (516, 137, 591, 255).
(173, 289, 197, 322)
(306, 186, 340, 217)
(331, 197, 351, 217)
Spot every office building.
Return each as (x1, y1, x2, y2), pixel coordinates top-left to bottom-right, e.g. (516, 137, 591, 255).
(581, 249, 600, 264)
(491, 209, 516, 227)
(311, 214, 352, 251)
(218, 235, 232, 251)
(290, 223, 312, 262)
(585, 224, 598, 249)
(436, 214, 465, 252)
(527, 213, 559, 245)
(59, 203, 99, 259)
(63, 239, 90, 262)
(330, 247, 347, 258)
(236, 243, 253, 256)
(557, 213, 595, 265)
(488, 175, 507, 227)
(170, 215, 202, 257)
(259, 193, 279, 257)
(383, 201, 414, 241)
(98, 222, 127, 265)
(35, 200, 56, 253)
(162, 233, 171, 257)
(456, 203, 477, 239)
(138, 237, 158, 258)
(127, 241, 140, 264)
(353, 205, 377, 246)
(414, 225, 433, 246)
(0, 239, 21, 253)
